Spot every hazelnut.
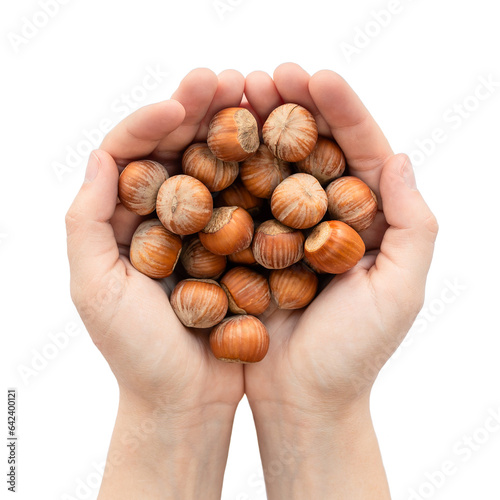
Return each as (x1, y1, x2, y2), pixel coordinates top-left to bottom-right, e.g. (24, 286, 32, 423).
(207, 107, 260, 162)
(269, 263, 318, 310)
(240, 144, 292, 199)
(209, 315, 270, 363)
(199, 206, 254, 256)
(180, 237, 227, 279)
(170, 279, 228, 328)
(262, 103, 318, 162)
(118, 160, 168, 215)
(302, 255, 325, 275)
(304, 220, 365, 274)
(129, 219, 182, 279)
(252, 219, 304, 269)
(220, 267, 271, 316)
(228, 246, 257, 266)
(296, 137, 346, 185)
(182, 143, 239, 192)
(326, 176, 378, 232)
(270, 173, 328, 229)
(215, 179, 264, 215)
(156, 175, 213, 235)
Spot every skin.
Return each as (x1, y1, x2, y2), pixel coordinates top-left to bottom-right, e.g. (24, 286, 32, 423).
(65, 64, 438, 499)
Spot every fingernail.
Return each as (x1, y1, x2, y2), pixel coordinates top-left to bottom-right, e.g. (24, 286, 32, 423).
(400, 157, 417, 190)
(84, 152, 100, 183)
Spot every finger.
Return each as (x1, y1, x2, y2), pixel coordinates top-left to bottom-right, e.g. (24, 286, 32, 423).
(273, 63, 314, 109)
(244, 71, 282, 124)
(100, 100, 186, 166)
(273, 63, 330, 135)
(370, 154, 438, 294)
(309, 70, 393, 194)
(66, 150, 121, 288)
(156, 68, 219, 154)
(194, 69, 246, 141)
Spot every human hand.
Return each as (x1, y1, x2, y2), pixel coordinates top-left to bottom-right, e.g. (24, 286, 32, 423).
(65, 69, 248, 499)
(243, 63, 438, 499)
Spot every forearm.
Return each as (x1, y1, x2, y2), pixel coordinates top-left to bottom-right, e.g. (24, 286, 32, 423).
(98, 390, 237, 500)
(250, 396, 390, 500)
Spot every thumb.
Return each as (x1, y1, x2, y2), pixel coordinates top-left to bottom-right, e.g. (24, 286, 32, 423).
(374, 154, 439, 294)
(65, 150, 121, 295)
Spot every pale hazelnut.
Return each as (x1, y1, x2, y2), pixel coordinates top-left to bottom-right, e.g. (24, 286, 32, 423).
(263, 103, 318, 162)
(156, 175, 213, 235)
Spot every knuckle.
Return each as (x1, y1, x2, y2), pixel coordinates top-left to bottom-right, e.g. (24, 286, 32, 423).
(423, 213, 439, 237)
(65, 210, 81, 237)
(70, 280, 94, 320)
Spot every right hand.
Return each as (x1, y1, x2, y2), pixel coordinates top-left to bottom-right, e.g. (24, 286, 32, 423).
(65, 69, 248, 417)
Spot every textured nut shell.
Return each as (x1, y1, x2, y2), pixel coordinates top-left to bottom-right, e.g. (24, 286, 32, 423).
(207, 108, 259, 162)
(130, 219, 182, 279)
(118, 160, 168, 215)
(180, 237, 227, 279)
(271, 173, 328, 229)
(209, 315, 270, 363)
(182, 143, 239, 192)
(220, 267, 271, 316)
(156, 175, 213, 235)
(199, 207, 254, 256)
(252, 219, 305, 270)
(228, 246, 257, 265)
(302, 255, 325, 275)
(240, 144, 292, 199)
(170, 279, 228, 328)
(326, 176, 378, 232)
(215, 179, 264, 214)
(304, 220, 365, 274)
(296, 137, 346, 185)
(263, 103, 318, 162)
(269, 263, 318, 310)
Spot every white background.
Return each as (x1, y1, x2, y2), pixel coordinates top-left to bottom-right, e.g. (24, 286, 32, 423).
(1, 0, 499, 499)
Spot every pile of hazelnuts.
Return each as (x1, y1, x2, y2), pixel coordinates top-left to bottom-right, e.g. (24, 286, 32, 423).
(118, 104, 378, 364)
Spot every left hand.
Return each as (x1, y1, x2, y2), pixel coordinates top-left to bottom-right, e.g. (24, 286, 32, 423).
(244, 62, 438, 423)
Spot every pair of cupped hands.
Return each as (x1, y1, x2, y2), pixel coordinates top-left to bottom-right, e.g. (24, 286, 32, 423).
(66, 63, 437, 497)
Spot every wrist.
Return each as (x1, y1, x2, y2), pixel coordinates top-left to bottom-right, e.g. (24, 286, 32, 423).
(98, 389, 238, 500)
(249, 395, 390, 500)
(249, 394, 372, 468)
(118, 384, 240, 426)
